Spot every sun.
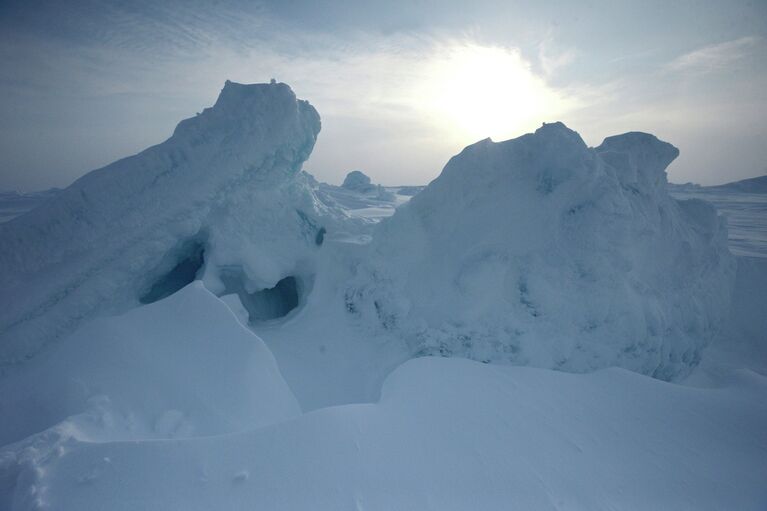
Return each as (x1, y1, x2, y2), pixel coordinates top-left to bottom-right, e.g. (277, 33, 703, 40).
(419, 43, 572, 143)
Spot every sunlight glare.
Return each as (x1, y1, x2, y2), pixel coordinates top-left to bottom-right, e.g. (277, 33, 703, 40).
(419, 43, 573, 143)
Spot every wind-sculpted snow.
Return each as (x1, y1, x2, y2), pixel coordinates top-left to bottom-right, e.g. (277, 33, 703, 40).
(0, 81, 328, 366)
(0, 283, 299, 445)
(7, 357, 767, 511)
(347, 122, 736, 380)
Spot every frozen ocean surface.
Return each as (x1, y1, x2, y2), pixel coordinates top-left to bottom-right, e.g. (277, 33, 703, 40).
(669, 186, 767, 258)
(0, 189, 60, 224)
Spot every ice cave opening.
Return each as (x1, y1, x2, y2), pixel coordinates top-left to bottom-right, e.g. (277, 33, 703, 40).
(242, 276, 300, 322)
(219, 270, 303, 323)
(139, 239, 206, 304)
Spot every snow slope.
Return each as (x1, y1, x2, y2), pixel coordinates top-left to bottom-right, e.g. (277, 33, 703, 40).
(687, 255, 767, 385)
(0, 282, 301, 509)
(348, 123, 736, 380)
(0, 283, 298, 445)
(8, 356, 767, 511)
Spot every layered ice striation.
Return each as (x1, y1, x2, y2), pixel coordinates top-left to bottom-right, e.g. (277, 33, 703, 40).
(0, 81, 329, 365)
(347, 122, 736, 380)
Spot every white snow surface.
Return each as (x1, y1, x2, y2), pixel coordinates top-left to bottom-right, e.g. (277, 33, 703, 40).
(1, 83, 765, 509)
(6, 356, 767, 511)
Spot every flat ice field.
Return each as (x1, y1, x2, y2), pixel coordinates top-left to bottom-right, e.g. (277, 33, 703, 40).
(0, 82, 765, 510)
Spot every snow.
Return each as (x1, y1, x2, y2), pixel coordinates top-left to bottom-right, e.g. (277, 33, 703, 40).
(686, 255, 767, 386)
(0, 283, 299, 445)
(251, 238, 409, 410)
(1, 82, 765, 510)
(8, 357, 767, 511)
(0, 282, 301, 510)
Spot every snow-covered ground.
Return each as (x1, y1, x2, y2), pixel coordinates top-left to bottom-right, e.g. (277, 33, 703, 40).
(1, 82, 765, 510)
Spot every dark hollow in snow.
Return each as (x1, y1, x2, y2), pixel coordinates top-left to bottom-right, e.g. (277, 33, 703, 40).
(219, 269, 301, 322)
(139, 240, 206, 304)
(242, 276, 300, 322)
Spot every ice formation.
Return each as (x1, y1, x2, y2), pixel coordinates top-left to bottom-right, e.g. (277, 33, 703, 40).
(0, 81, 332, 366)
(0, 80, 740, 382)
(347, 122, 736, 380)
(0, 84, 737, 380)
(339, 170, 395, 200)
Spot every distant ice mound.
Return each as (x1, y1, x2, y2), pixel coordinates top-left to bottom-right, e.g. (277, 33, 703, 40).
(340, 170, 394, 201)
(347, 122, 736, 380)
(342, 170, 375, 192)
(0, 81, 330, 365)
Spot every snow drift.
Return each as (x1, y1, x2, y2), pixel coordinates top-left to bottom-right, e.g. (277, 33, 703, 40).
(0, 81, 330, 366)
(347, 122, 736, 380)
(0, 283, 299, 446)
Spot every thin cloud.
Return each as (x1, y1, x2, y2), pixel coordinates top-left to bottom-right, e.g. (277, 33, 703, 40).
(537, 36, 577, 78)
(666, 36, 762, 74)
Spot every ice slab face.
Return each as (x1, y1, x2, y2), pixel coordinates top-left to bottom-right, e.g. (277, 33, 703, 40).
(0, 81, 326, 366)
(346, 122, 736, 380)
(0, 282, 300, 445)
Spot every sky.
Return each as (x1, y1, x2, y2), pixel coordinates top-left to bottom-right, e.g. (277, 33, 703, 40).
(0, 0, 766, 191)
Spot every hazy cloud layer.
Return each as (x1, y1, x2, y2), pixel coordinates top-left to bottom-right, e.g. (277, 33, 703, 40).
(0, 0, 765, 190)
